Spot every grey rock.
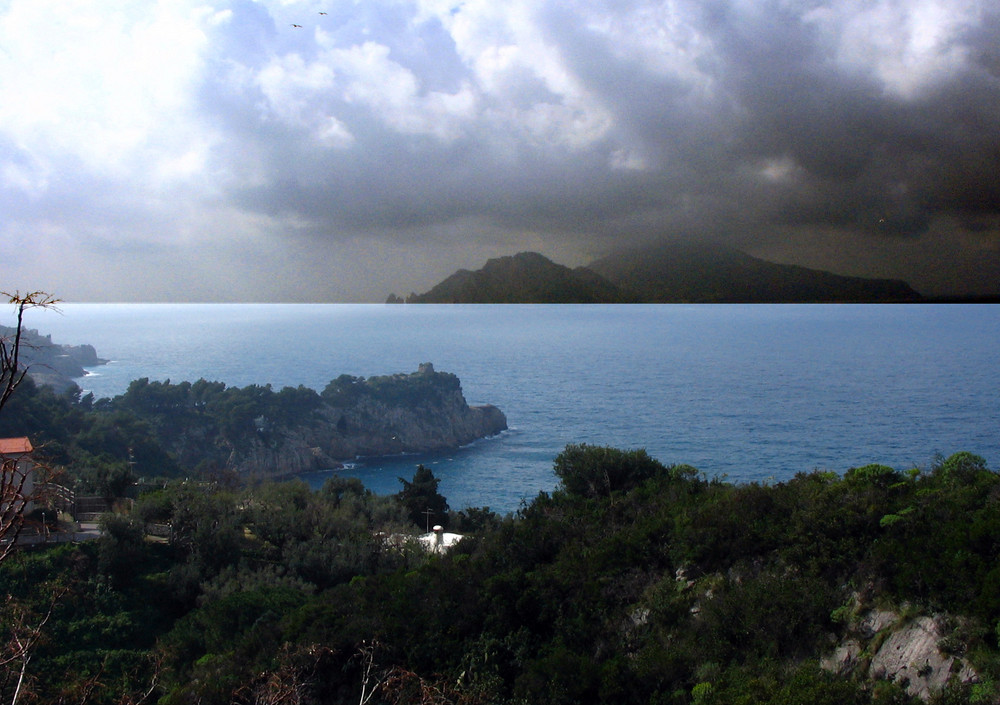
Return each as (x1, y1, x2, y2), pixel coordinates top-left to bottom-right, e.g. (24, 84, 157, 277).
(224, 366, 507, 478)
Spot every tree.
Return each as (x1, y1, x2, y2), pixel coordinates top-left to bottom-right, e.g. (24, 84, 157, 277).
(553, 444, 665, 500)
(397, 465, 449, 531)
(1, 292, 57, 416)
(0, 292, 61, 705)
(0, 292, 58, 561)
(934, 451, 991, 484)
(98, 513, 147, 588)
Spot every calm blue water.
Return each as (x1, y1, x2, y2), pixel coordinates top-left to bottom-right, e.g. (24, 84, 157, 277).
(15, 304, 1000, 514)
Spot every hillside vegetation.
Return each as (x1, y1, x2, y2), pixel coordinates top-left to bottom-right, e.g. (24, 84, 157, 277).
(4, 445, 999, 704)
(400, 251, 626, 303)
(0, 364, 505, 487)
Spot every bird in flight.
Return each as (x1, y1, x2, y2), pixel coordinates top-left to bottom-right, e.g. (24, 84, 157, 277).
(319, 11, 327, 15)
(291, 23, 302, 27)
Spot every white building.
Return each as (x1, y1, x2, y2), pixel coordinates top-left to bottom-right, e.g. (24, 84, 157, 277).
(417, 525, 464, 554)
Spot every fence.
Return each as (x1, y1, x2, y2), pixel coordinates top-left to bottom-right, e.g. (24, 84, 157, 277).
(37, 484, 134, 521)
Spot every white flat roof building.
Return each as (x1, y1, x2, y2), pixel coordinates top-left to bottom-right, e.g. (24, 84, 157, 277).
(417, 524, 464, 554)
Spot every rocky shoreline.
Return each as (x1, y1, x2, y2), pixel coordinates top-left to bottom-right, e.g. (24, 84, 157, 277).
(11, 324, 509, 480)
(223, 363, 508, 477)
(93, 362, 509, 479)
(1, 324, 108, 392)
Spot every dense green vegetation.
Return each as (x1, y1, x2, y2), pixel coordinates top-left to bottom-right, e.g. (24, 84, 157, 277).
(322, 368, 462, 407)
(0, 375, 181, 490)
(0, 367, 472, 492)
(4, 440, 1000, 704)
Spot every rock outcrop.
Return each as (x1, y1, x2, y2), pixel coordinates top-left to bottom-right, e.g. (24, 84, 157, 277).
(23, 351, 507, 480)
(1, 325, 108, 392)
(222, 364, 507, 478)
(821, 606, 980, 701)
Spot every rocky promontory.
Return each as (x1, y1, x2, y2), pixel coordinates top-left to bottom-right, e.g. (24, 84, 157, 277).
(227, 364, 507, 477)
(114, 364, 507, 479)
(0, 324, 107, 392)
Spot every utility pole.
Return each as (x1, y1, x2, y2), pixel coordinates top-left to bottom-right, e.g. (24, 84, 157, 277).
(422, 508, 434, 534)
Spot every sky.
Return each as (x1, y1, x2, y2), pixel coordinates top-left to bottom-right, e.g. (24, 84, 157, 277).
(1, 0, 998, 301)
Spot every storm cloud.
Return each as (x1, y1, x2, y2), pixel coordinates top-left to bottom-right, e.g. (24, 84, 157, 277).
(1, 0, 998, 300)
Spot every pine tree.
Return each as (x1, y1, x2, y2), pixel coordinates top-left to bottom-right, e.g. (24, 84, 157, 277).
(396, 464, 449, 530)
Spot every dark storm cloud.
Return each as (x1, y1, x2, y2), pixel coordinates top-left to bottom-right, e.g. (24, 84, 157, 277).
(208, 0, 999, 252)
(725, 4, 1000, 237)
(2, 0, 998, 300)
(543, 1, 1000, 242)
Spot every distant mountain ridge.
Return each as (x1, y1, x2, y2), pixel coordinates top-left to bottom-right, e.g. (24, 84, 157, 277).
(587, 241, 922, 303)
(395, 251, 625, 303)
(391, 241, 922, 303)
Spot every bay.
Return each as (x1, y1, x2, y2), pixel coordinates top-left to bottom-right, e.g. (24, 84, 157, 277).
(19, 303, 1000, 514)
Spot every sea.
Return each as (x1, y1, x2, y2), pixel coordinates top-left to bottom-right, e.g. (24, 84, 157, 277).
(15, 303, 1000, 515)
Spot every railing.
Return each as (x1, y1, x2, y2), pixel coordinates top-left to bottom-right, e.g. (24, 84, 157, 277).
(36, 485, 134, 521)
(41, 482, 76, 515)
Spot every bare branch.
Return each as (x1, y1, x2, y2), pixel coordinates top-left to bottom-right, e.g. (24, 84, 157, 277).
(232, 643, 333, 705)
(0, 587, 66, 705)
(0, 291, 59, 568)
(0, 291, 60, 414)
(0, 458, 31, 566)
(115, 653, 161, 705)
(357, 640, 383, 705)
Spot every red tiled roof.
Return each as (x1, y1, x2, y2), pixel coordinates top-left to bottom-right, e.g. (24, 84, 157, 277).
(0, 437, 32, 455)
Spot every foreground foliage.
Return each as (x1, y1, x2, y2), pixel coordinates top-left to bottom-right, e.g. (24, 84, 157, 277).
(3, 446, 1000, 704)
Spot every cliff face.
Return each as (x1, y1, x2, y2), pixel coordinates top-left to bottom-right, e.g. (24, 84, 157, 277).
(317, 395, 506, 460)
(1, 325, 108, 392)
(221, 364, 507, 478)
(821, 606, 979, 701)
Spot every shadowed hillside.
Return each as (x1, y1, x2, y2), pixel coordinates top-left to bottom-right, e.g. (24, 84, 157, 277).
(394, 241, 923, 303)
(399, 251, 626, 303)
(588, 240, 922, 303)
